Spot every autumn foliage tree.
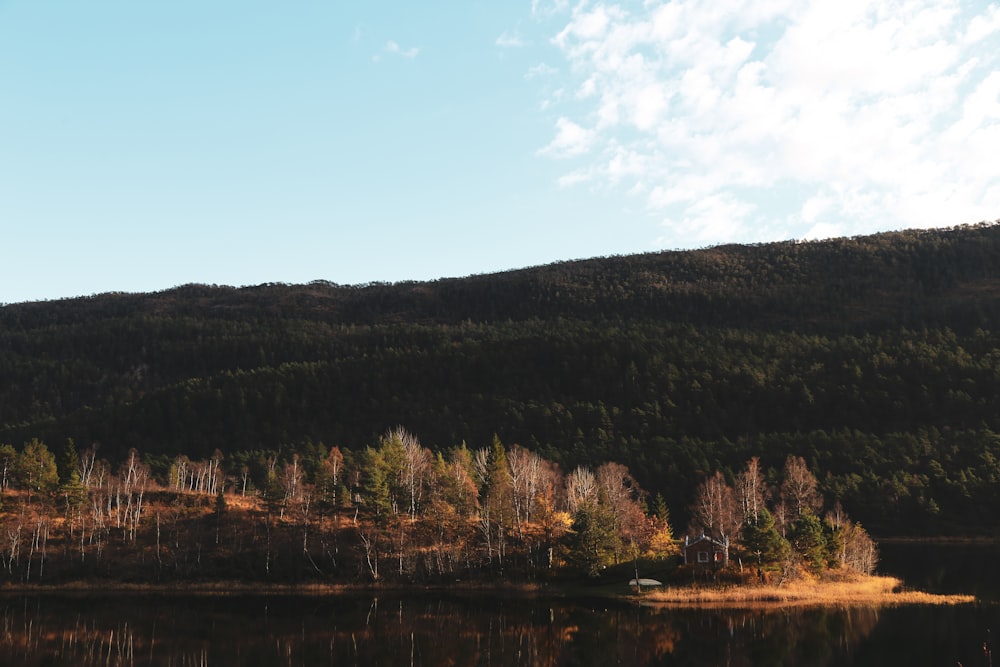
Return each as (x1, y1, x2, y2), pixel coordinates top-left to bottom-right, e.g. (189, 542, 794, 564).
(692, 456, 877, 577)
(0, 430, 681, 585)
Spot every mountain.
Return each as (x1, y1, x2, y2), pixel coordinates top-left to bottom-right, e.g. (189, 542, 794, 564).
(4, 222, 1000, 534)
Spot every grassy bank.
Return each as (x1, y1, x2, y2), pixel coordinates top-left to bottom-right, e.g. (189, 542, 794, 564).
(635, 573, 975, 608)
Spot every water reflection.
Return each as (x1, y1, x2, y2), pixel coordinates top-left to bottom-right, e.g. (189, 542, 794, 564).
(0, 592, 901, 667)
(2, 543, 999, 666)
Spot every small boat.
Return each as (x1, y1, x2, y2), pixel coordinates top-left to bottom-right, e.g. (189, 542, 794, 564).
(628, 578, 663, 588)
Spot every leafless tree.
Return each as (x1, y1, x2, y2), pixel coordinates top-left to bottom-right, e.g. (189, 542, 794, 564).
(596, 462, 641, 516)
(690, 471, 740, 543)
(825, 500, 879, 574)
(842, 522, 879, 574)
(358, 525, 380, 581)
(0, 444, 15, 490)
(114, 449, 149, 543)
(322, 446, 345, 506)
(282, 454, 304, 507)
(507, 445, 545, 537)
(172, 455, 191, 491)
(399, 429, 431, 521)
(78, 444, 99, 488)
(86, 485, 109, 562)
(25, 514, 50, 582)
(565, 466, 597, 514)
(296, 486, 314, 552)
(207, 450, 223, 496)
(472, 447, 491, 495)
(736, 456, 768, 524)
(5, 519, 21, 573)
(780, 455, 822, 518)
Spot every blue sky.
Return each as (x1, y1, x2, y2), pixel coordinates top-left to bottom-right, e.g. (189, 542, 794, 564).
(2, 1, 999, 304)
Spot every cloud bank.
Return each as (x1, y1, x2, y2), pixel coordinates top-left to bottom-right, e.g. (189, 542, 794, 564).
(537, 0, 1000, 245)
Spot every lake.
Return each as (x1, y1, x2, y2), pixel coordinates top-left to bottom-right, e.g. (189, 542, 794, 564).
(1, 542, 997, 666)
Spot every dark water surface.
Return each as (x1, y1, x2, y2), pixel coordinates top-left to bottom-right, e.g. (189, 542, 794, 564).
(1, 543, 997, 666)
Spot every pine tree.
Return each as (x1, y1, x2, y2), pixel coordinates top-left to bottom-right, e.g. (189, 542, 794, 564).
(740, 507, 790, 568)
(788, 512, 827, 572)
(58, 439, 86, 514)
(567, 500, 618, 576)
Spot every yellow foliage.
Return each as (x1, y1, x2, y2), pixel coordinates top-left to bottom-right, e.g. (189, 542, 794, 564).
(646, 525, 678, 558)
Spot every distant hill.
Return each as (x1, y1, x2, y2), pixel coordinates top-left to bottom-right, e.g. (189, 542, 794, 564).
(4, 222, 1000, 535)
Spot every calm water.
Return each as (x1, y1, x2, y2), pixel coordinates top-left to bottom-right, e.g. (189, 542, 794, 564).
(1, 543, 998, 666)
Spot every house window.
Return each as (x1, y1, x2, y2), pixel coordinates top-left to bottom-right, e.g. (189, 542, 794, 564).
(697, 551, 709, 563)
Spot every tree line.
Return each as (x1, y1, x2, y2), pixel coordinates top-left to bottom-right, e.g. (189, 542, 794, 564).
(0, 430, 875, 584)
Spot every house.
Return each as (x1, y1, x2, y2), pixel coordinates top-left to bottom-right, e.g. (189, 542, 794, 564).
(683, 534, 729, 567)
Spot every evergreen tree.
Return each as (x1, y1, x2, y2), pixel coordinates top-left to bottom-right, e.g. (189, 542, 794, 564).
(567, 500, 618, 576)
(740, 507, 790, 568)
(361, 447, 392, 519)
(263, 467, 285, 519)
(18, 438, 59, 499)
(57, 439, 79, 487)
(58, 439, 86, 513)
(788, 512, 827, 572)
(652, 493, 670, 523)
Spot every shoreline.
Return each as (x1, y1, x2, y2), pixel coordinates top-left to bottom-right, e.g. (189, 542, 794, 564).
(0, 574, 977, 609)
(0, 580, 551, 597)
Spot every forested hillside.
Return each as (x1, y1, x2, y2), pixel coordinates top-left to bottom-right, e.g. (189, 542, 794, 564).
(4, 222, 1000, 536)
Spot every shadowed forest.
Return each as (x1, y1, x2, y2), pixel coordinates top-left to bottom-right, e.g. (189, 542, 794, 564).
(3, 223, 1000, 541)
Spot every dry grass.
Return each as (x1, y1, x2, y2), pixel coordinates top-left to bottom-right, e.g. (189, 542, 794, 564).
(638, 573, 975, 609)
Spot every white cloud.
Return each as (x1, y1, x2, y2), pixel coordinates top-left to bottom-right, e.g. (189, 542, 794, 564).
(539, 117, 597, 158)
(525, 63, 558, 79)
(558, 170, 591, 187)
(534, 0, 1000, 246)
(801, 194, 834, 224)
(657, 193, 757, 244)
(496, 31, 526, 48)
(376, 40, 419, 61)
(532, 0, 572, 19)
(965, 4, 1000, 43)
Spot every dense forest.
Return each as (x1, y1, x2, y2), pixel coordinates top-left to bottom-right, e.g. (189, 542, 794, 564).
(3, 222, 1000, 536)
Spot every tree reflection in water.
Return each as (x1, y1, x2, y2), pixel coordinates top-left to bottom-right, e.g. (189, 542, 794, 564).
(0, 592, 977, 666)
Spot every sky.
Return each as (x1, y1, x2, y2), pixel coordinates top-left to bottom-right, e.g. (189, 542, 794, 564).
(2, 0, 999, 304)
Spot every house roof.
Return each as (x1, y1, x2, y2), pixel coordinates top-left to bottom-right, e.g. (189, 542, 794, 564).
(684, 534, 728, 549)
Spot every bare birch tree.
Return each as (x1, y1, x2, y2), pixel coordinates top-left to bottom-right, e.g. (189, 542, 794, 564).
(507, 445, 545, 538)
(690, 471, 740, 543)
(399, 429, 431, 522)
(780, 455, 822, 518)
(565, 466, 597, 515)
(736, 456, 768, 524)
